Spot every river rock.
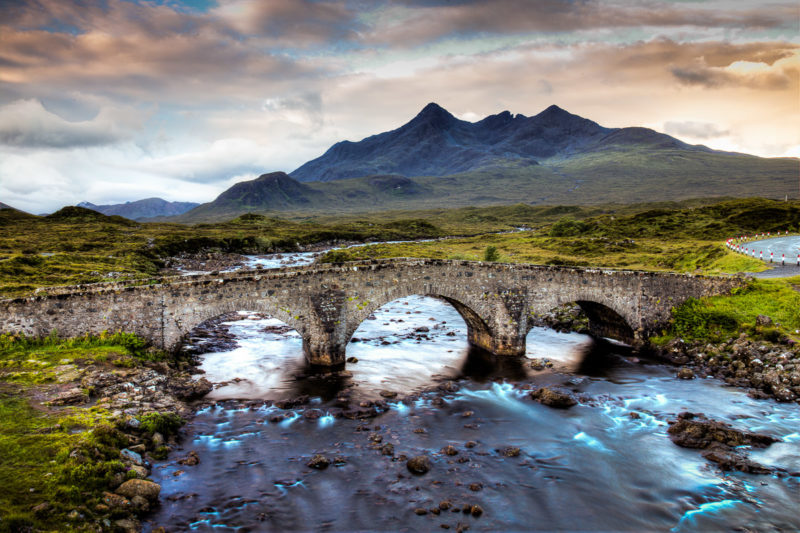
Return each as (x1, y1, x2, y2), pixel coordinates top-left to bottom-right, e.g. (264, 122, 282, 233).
(178, 451, 200, 466)
(677, 367, 695, 379)
(102, 491, 131, 510)
(47, 388, 87, 406)
(407, 455, 431, 474)
(113, 519, 140, 533)
(120, 448, 144, 466)
(667, 412, 779, 449)
(530, 387, 577, 408)
(756, 314, 773, 327)
(307, 454, 330, 469)
(171, 377, 213, 400)
(116, 479, 161, 503)
(441, 445, 459, 456)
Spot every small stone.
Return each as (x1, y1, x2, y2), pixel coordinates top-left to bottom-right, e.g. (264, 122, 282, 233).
(465, 441, 477, 448)
(113, 519, 140, 533)
(415, 508, 428, 515)
(303, 409, 323, 420)
(103, 491, 131, 510)
(129, 465, 149, 478)
(468, 483, 482, 492)
(441, 445, 459, 456)
(677, 367, 695, 380)
(31, 502, 51, 515)
(307, 454, 329, 469)
(381, 443, 395, 456)
(413, 428, 427, 434)
(500, 446, 520, 457)
(130, 495, 150, 512)
(407, 455, 431, 475)
(178, 451, 200, 466)
(379, 390, 398, 399)
(439, 500, 452, 510)
(120, 448, 144, 466)
(461, 411, 474, 418)
(470, 505, 484, 517)
(152, 432, 165, 446)
(756, 315, 773, 327)
(346, 356, 359, 363)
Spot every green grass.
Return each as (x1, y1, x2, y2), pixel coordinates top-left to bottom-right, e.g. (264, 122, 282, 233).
(0, 333, 178, 531)
(1, 198, 797, 298)
(648, 275, 800, 346)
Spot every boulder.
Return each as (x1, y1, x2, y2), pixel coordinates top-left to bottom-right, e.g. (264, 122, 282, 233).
(407, 455, 431, 474)
(115, 479, 161, 504)
(530, 387, 577, 408)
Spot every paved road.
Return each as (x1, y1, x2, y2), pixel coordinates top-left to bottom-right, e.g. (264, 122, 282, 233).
(731, 235, 800, 278)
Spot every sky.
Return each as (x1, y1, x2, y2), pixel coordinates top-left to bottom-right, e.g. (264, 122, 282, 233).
(0, 0, 798, 214)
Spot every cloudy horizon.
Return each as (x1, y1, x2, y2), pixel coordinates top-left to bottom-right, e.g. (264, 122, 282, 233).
(1, 0, 798, 214)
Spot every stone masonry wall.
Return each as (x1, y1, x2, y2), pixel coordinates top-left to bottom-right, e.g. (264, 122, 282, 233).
(0, 259, 745, 366)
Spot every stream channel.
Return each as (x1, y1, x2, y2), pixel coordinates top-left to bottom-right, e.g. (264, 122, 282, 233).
(145, 251, 800, 532)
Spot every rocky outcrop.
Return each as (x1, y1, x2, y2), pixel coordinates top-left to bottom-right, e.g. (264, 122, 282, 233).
(667, 412, 779, 474)
(655, 334, 800, 403)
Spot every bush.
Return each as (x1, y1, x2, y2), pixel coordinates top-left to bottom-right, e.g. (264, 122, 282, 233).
(483, 246, 500, 262)
(549, 217, 591, 237)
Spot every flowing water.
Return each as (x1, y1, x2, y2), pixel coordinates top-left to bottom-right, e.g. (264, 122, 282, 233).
(146, 251, 800, 532)
(144, 295, 800, 532)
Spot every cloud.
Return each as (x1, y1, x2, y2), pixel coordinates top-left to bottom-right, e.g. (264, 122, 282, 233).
(663, 121, 729, 140)
(0, 99, 145, 148)
(365, 1, 799, 46)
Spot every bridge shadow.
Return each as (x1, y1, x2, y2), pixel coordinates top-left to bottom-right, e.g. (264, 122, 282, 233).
(573, 337, 636, 377)
(458, 345, 529, 382)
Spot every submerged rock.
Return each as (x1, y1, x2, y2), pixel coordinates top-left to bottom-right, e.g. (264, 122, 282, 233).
(530, 387, 577, 408)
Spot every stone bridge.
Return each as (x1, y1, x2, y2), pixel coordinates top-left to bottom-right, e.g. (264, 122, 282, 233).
(0, 258, 743, 367)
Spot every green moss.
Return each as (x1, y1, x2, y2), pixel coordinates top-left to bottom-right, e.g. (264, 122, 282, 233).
(139, 412, 183, 437)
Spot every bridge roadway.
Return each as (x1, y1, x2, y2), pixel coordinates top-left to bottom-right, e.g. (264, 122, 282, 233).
(0, 258, 744, 367)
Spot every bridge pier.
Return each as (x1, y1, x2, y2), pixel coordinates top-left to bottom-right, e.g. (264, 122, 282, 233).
(302, 338, 346, 368)
(467, 328, 526, 356)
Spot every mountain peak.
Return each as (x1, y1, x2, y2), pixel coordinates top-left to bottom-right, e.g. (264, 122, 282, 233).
(537, 104, 572, 118)
(410, 102, 456, 127)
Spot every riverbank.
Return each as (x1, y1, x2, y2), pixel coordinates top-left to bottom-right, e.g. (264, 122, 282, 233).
(0, 333, 211, 532)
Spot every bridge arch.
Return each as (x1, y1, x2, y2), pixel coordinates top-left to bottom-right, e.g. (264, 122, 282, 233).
(344, 284, 495, 357)
(544, 295, 637, 344)
(165, 296, 308, 351)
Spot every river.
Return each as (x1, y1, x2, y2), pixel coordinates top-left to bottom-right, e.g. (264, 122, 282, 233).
(144, 253, 800, 532)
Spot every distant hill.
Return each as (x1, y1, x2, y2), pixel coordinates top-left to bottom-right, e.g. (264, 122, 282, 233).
(168, 103, 797, 222)
(77, 198, 198, 220)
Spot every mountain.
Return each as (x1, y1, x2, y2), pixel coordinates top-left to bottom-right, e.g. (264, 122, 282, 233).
(176, 172, 323, 222)
(289, 103, 715, 182)
(168, 103, 797, 222)
(77, 198, 199, 220)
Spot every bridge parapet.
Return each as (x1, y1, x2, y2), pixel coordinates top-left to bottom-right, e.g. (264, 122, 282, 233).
(0, 259, 746, 367)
